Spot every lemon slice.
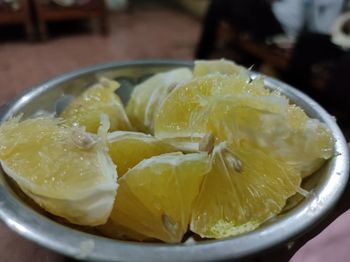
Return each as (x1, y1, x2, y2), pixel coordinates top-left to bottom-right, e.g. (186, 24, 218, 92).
(107, 131, 176, 177)
(101, 152, 210, 243)
(0, 117, 117, 226)
(61, 77, 132, 133)
(126, 68, 192, 134)
(191, 141, 301, 238)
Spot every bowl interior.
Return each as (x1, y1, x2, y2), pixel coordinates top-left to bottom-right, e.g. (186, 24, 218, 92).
(0, 61, 348, 261)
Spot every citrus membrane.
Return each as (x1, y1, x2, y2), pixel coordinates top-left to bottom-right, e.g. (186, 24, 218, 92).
(61, 77, 132, 133)
(0, 59, 335, 242)
(107, 131, 176, 177)
(191, 141, 301, 238)
(154, 73, 265, 149)
(126, 68, 192, 134)
(0, 116, 117, 226)
(207, 95, 334, 176)
(155, 61, 334, 177)
(193, 59, 248, 77)
(102, 152, 210, 243)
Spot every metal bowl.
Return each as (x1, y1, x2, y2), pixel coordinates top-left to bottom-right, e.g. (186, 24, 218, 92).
(0, 61, 349, 261)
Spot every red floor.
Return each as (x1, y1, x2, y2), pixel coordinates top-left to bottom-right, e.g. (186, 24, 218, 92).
(0, 6, 200, 105)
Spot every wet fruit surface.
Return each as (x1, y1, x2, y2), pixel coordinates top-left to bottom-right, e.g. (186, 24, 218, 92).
(0, 59, 335, 242)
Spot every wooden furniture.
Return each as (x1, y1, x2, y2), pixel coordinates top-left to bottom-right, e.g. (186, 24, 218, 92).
(33, 0, 108, 40)
(218, 22, 292, 72)
(233, 36, 291, 71)
(0, 0, 34, 40)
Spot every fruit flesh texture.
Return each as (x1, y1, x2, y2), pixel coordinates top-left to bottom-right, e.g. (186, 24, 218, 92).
(126, 68, 193, 134)
(155, 69, 334, 177)
(191, 141, 301, 238)
(61, 78, 132, 133)
(103, 152, 210, 243)
(0, 60, 335, 241)
(154, 73, 255, 142)
(152, 61, 334, 239)
(107, 131, 176, 177)
(193, 59, 248, 77)
(207, 95, 334, 176)
(0, 117, 117, 226)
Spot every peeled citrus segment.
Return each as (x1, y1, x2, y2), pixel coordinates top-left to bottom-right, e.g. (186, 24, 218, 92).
(61, 77, 132, 133)
(103, 152, 210, 243)
(0, 117, 117, 226)
(126, 68, 192, 134)
(154, 73, 265, 148)
(191, 141, 301, 238)
(107, 131, 176, 177)
(193, 59, 248, 77)
(156, 67, 334, 176)
(207, 95, 334, 176)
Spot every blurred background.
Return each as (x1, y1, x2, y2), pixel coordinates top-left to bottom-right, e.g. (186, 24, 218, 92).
(0, 0, 350, 137)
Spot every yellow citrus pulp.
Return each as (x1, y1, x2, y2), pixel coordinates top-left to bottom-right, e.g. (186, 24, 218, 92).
(154, 74, 257, 146)
(155, 60, 334, 177)
(207, 96, 334, 176)
(107, 131, 176, 177)
(100, 152, 210, 243)
(193, 59, 248, 77)
(61, 77, 132, 133)
(0, 117, 117, 226)
(190, 141, 301, 238)
(126, 68, 192, 134)
(0, 59, 335, 243)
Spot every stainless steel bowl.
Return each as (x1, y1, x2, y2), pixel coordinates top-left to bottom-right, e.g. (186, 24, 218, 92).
(0, 60, 349, 261)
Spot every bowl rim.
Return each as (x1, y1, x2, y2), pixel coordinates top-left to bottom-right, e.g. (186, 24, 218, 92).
(0, 60, 349, 261)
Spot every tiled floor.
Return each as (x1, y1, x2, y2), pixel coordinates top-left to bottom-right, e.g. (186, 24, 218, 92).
(0, 6, 200, 105)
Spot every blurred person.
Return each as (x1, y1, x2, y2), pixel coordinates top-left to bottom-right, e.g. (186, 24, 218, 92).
(284, 33, 349, 111)
(284, 10, 350, 120)
(195, 0, 345, 58)
(291, 209, 350, 261)
(195, 0, 284, 59)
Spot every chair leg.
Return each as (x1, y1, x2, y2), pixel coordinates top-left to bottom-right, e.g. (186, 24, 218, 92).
(25, 22, 35, 41)
(33, 0, 49, 41)
(22, 0, 35, 40)
(98, 15, 109, 36)
(98, 0, 109, 36)
(38, 20, 48, 40)
(127, 0, 134, 13)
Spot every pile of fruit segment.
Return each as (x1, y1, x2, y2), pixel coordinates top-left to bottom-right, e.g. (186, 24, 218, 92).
(0, 59, 334, 243)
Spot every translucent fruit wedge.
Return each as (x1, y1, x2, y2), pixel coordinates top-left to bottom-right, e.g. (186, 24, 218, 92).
(155, 66, 334, 177)
(61, 77, 132, 133)
(100, 152, 210, 243)
(126, 68, 192, 134)
(107, 131, 177, 177)
(191, 141, 301, 238)
(207, 95, 334, 177)
(154, 73, 266, 149)
(0, 117, 117, 226)
(193, 58, 248, 77)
